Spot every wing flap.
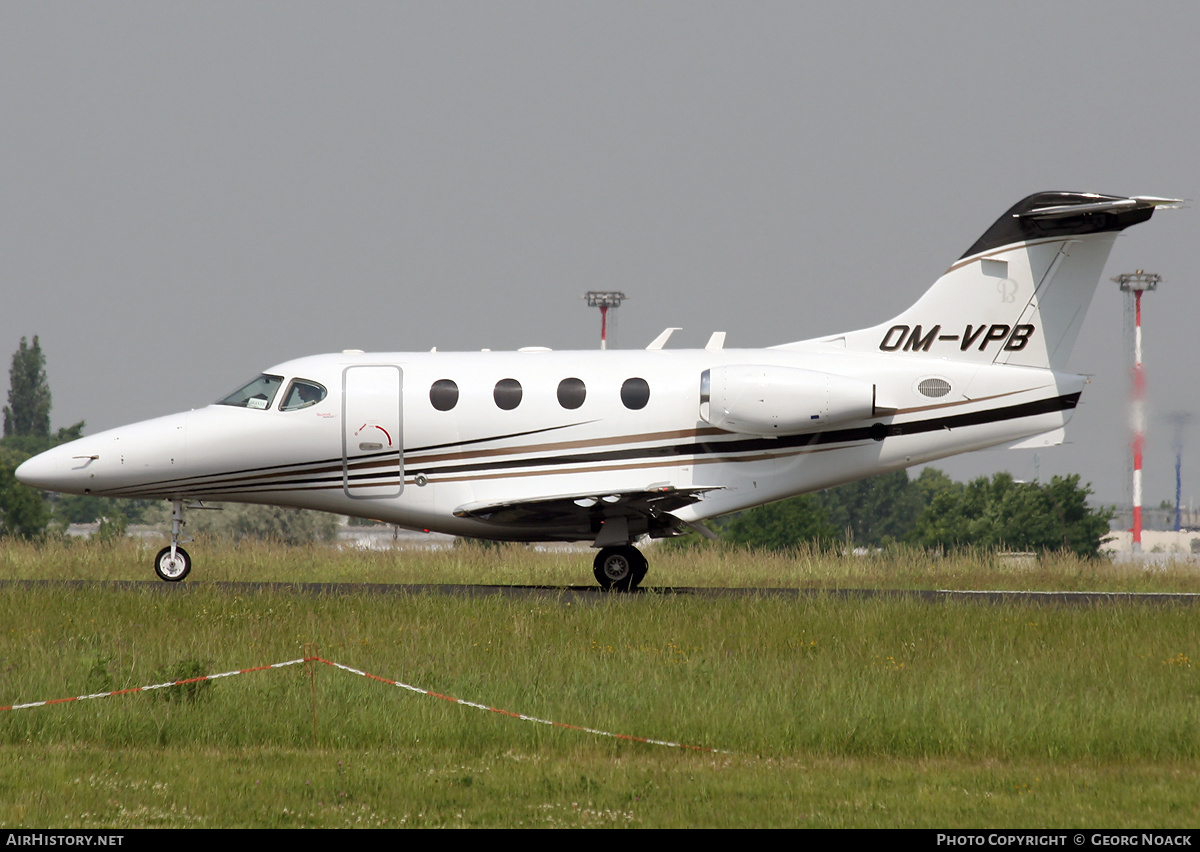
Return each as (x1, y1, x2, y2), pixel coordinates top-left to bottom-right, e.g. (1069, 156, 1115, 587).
(453, 485, 719, 540)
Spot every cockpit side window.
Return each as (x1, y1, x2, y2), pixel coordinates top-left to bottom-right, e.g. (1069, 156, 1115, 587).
(280, 379, 328, 411)
(216, 374, 284, 410)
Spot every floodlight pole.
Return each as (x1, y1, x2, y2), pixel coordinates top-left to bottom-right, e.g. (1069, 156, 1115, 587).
(1113, 270, 1161, 554)
(583, 291, 626, 350)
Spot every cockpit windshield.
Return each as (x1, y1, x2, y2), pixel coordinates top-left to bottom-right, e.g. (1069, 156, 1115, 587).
(280, 379, 328, 411)
(216, 374, 283, 410)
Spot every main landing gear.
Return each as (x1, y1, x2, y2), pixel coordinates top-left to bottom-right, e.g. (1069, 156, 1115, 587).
(153, 499, 191, 582)
(593, 545, 648, 591)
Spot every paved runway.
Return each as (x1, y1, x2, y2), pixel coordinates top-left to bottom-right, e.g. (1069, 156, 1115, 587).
(4, 579, 1199, 607)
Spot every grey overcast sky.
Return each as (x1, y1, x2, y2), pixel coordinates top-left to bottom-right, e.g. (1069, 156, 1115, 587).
(2, 1, 1197, 506)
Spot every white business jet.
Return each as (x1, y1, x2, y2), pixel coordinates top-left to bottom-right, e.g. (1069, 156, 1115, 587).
(16, 192, 1178, 589)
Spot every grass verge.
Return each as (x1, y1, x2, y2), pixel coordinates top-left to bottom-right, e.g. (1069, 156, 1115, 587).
(3, 536, 1199, 592)
(0, 559, 1197, 827)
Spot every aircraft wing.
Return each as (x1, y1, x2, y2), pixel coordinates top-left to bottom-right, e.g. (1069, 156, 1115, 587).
(452, 485, 720, 543)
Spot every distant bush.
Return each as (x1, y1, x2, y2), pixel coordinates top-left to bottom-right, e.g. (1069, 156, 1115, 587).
(721, 494, 840, 552)
(907, 472, 1113, 558)
(167, 503, 340, 545)
(658, 468, 1112, 558)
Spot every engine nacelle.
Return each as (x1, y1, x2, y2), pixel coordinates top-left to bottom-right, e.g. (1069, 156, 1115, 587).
(700, 365, 877, 436)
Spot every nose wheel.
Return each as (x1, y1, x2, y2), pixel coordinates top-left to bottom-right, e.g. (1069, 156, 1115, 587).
(153, 499, 192, 582)
(593, 545, 648, 591)
(154, 545, 191, 582)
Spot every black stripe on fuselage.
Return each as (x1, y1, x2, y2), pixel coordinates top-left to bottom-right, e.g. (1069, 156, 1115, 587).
(97, 392, 1079, 498)
(406, 420, 596, 454)
(406, 391, 1080, 479)
(101, 421, 590, 494)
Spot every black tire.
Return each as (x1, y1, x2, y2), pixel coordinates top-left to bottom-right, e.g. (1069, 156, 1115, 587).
(593, 545, 646, 591)
(154, 546, 191, 582)
(630, 549, 648, 586)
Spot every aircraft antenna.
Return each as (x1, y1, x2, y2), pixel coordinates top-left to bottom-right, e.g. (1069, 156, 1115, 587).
(583, 291, 626, 350)
(1114, 270, 1161, 555)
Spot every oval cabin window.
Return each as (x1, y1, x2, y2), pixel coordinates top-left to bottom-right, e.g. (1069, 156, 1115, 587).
(620, 377, 650, 410)
(557, 377, 586, 410)
(493, 378, 523, 410)
(430, 379, 459, 411)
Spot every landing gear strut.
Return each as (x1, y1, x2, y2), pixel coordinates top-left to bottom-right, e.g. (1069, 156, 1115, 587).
(593, 545, 648, 591)
(153, 499, 191, 582)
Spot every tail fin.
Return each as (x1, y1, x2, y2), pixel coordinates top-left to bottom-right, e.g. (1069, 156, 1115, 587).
(820, 192, 1179, 371)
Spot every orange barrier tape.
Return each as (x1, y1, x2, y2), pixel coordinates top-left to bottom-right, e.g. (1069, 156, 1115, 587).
(2, 656, 725, 753)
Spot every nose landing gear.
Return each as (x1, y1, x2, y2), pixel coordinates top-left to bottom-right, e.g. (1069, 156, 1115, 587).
(154, 544, 191, 581)
(153, 499, 192, 582)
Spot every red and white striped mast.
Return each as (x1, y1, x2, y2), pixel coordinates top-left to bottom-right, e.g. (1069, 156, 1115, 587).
(1114, 270, 1161, 555)
(583, 291, 626, 350)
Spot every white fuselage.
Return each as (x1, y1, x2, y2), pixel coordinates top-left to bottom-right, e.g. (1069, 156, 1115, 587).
(17, 344, 1082, 542)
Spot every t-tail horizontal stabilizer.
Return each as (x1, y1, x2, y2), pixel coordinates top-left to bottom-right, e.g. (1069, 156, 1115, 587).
(811, 192, 1181, 372)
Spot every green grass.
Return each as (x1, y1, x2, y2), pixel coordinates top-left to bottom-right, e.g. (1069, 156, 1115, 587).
(0, 540, 1198, 827)
(6, 746, 1199, 828)
(3, 535, 1200, 592)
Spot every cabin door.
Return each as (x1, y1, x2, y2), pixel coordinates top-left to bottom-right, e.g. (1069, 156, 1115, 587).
(342, 365, 403, 499)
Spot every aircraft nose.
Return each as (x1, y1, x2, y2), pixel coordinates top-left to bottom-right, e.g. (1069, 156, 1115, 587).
(15, 413, 190, 496)
(16, 444, 105, 493)
(15, 448, 70, 491)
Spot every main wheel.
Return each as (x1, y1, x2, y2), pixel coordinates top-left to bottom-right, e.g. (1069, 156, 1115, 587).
(593, 545, 647, 591)
(154, 546, 191, 582)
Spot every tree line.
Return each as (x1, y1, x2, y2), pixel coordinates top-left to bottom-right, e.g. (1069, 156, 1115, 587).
(0, 336, 91, 537)
(709, 467, 1113, 557)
